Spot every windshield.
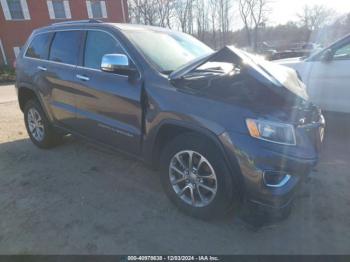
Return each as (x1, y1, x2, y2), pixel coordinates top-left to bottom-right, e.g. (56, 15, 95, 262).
(123, 29, 213, 73)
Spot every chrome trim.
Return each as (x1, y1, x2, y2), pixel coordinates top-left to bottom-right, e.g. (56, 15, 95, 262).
(76, 74, 90, 81)
(263, 172, 291, 188)
(37, 66, 47, 71)
(101, 53, 129, 72)
(51, 19, 102, 26)
(22, 28, 141, 79)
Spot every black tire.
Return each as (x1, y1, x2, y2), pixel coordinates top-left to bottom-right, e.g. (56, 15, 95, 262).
(159, 132, 239, 220)
(24, 99, 63, 149)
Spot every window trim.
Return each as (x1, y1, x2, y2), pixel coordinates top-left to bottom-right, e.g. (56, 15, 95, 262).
(13, 46, 20, 58)
(47, 0, 71, 20)
(0, 38, 7, 65)
(86, 0, 107, 19)
(23, 29, 141, 78)
(0, 0, 30, 21)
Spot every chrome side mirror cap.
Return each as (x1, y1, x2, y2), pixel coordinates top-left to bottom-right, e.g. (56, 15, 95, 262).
(101, 54, 131, 74)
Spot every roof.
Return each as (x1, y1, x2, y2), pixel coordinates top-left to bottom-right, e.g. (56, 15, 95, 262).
(47, 19, 172, 32)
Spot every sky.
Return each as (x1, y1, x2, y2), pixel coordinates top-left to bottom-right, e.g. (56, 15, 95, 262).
(269, 0, 350, 25)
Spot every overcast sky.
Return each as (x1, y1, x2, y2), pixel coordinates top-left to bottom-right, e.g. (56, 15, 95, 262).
(269, 0, 350, 25)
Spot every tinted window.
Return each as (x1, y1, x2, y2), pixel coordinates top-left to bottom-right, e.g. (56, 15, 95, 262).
(49, 31, 82, 65)
(84, 31, 124, 70)
(26, 33, 51, 59)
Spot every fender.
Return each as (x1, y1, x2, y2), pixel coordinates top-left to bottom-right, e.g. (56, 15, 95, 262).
(143, 118, 232, 169)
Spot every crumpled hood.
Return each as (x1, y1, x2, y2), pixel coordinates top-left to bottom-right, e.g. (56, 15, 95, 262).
(170, 46, 309, 103)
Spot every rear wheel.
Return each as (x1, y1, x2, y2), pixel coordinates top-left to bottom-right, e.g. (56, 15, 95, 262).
(159, 133, 238, 219)
(24, 99, 63, 149)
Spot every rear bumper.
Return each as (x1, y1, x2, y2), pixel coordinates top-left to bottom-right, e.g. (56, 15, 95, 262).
(220, 132, 319, 212)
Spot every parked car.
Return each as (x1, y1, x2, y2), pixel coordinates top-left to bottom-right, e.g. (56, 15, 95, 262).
(275, 34, 350, 114)
(15, 20, 325, 219)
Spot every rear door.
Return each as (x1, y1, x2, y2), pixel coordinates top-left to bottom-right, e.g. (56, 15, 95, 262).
(306, 39, 350, 113)
(72, 30, 143, 155)
(45, 30, 84, 128)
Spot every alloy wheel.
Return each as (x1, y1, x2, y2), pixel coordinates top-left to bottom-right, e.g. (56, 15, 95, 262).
(169, 150, 218, 207)
(27, 108, 45, 142)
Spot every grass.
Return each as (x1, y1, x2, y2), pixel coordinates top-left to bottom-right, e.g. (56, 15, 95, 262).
(0, 65, 15, 83)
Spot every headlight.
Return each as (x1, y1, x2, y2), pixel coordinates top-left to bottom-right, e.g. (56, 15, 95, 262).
(246, 119, 296, 145)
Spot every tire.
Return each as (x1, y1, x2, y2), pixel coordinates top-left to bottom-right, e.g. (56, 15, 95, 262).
(24, 99, 63, 149)
(159, 132, 239, 220)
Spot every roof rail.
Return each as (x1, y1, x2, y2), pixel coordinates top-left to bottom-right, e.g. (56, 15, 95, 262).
(51, 19, 103, 26)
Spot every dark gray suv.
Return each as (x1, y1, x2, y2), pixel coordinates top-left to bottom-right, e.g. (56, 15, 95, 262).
(15, 20, 325, 220)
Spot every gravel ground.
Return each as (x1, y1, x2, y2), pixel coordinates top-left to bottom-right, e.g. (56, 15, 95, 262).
(0, 85, 350, 254)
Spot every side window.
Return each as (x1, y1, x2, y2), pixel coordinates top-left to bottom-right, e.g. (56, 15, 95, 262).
(49, 31, 83, 65)
(84, 31, 125, 70)
(333, 42, 350, 60)
(25, 33, 51, 59)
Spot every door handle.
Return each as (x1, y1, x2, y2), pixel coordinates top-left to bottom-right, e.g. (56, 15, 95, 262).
(76, 74, 90, 81)
(37, 66, 47, 71)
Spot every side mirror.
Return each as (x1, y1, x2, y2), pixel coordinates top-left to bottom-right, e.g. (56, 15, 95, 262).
(101, 54, 136, 76)
(321, 49, 333, 62)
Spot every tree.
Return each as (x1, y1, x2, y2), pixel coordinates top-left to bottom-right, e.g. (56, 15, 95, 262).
(217, 0, 233, 46)
(238, 0, 270, 51)
(128, 0, 175, 27)
(297, 5, 335, 31)
(195, 0, 209, 41)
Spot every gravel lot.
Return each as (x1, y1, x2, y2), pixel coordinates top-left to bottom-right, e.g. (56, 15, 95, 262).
(0, 85, 350, 254)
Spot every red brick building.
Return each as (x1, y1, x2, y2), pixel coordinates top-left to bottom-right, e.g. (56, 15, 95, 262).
(0, 0, 128, 65)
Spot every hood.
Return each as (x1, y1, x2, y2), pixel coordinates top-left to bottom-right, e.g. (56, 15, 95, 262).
(273, 57, 304, 65)
(170, 46, 308, 102)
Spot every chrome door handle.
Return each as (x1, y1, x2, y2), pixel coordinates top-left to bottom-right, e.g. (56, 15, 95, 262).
(76, 74, 90, 81)
(37, 66, 47, 71)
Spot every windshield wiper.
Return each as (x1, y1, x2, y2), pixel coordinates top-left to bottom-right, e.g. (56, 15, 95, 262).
(161, 70, 174, 75)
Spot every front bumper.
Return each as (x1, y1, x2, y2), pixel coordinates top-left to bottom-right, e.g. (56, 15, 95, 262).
(220, 131, 319, 212)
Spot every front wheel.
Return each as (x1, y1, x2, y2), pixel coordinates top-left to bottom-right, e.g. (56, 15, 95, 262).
(159, 133, 239, 219)
(24, 99, 63, 149)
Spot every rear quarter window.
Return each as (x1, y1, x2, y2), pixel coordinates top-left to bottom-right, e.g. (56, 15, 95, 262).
(25, 33, 51, 59)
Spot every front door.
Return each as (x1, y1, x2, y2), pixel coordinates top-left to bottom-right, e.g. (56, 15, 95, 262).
(72, 30, 143, 155)
(305, 40, 350, 113)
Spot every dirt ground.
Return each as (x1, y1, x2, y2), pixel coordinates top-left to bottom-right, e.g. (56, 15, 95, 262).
(0, 85, 350, 254)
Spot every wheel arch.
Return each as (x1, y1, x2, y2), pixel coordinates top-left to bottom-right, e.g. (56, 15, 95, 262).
(17, 84, 53, 122)
(17, 85, 38, 112)
(148, 119, 245, 205)
(148, 120, 241, 176)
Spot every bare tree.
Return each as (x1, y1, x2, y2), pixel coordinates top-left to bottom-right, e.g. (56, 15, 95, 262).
(217, 0, 232, 45)
(128, 0, 175, 27)
(195, 0, 209, 41)
(238, 0, 270, 50)
(297, 5, 335, 31)
(248, 0, 270, 51)
(239, 0, 253, 47)
(173, 0, 192, 33)
(156, 0, 175, 28)
(208, 0, 219, 48)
